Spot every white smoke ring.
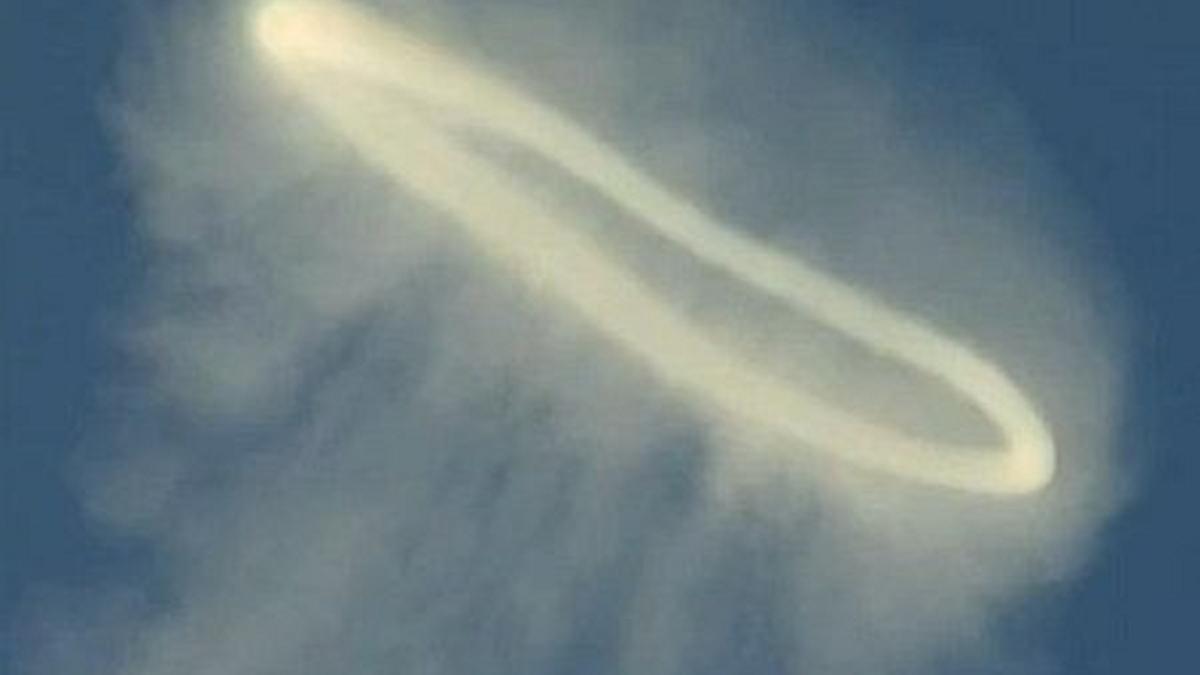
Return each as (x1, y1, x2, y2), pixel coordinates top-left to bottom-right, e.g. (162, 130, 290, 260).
(248, 0, 1055, 495)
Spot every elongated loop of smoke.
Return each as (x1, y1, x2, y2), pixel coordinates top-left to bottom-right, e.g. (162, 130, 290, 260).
(248, 0, 1055, 495)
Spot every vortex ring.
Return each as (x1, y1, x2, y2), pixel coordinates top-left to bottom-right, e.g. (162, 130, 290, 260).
(250, 0, 1055, 495)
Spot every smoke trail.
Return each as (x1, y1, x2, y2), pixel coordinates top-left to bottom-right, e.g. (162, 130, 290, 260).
(18, 1, 1127, 674)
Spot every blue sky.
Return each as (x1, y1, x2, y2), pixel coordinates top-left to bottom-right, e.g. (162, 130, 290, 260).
(3, 1, 1198, 673)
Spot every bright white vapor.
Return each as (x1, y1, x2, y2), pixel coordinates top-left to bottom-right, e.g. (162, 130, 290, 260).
(21, 0, 1127, 674)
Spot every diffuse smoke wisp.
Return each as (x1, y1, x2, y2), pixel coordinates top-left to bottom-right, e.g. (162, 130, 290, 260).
(17, 1, 1128, 673)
